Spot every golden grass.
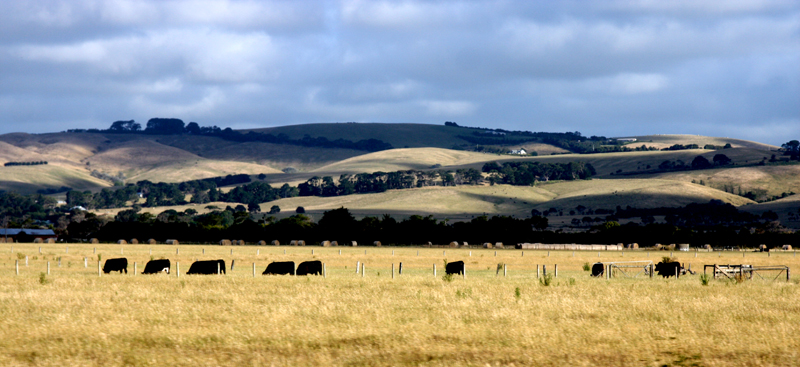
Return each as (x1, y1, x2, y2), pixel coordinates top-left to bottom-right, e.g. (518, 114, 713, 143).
(651, 164, 800, 198)
(623, 134, 778, 150)
(0, 165, 111, 193)
(312, 148, 511, 173)
(261, 179, 753, 219)
(1, 243, 798, 366)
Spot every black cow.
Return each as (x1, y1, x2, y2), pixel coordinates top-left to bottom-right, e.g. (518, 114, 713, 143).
(591, 262, 604, 277)
(142, 259, 170, 274)
(263, 261, 295, 275)
(654, 261, 684, 278)
(296, 260, 322, 276)
(445, 260, 465, 275)
(103, 258, 128, 274)
(186, 259, 226, 275)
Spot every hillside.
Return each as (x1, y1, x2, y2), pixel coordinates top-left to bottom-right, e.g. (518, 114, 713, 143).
(619, 134, 778, 150)
(257, 179, 754, 220)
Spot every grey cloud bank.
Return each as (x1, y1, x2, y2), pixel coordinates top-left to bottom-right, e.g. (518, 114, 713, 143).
(0, 0, 797, 145)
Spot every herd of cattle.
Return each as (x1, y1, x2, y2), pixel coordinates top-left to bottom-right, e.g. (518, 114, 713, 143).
(100, 258, 692, 278)
(102, 258, 468, 276)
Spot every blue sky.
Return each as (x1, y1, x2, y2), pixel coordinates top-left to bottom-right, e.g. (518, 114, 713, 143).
(0, 0, 797, 145)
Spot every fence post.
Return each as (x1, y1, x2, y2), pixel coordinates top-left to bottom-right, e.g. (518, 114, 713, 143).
(572, 251, 574, 257)
(356, 261, 360, 274)
(134, 262, 137, 275)
(58, 258, 61, 267)
(84, 257, 87, 268)
(39, 247, 42, 254)
(443, 251, 446, 256)
(361, 263, 364, 277)
(676, 264, 680, 279)
(149, 248, 152, 255)
(93, 247, 96, 254)
(495, 251, 497, 257)
(433, 264, 437, 277)
(312, 249, 314, 255)
(231, 259, 235, 271)
(25, 255, 28, 267)
(417, 251, 419, 256)
(650, 263, 654, 279)
(503, 264, 507, 277)
(217, 262, 221, 274)
(15, 260, 18, 275)
(253, 263, 256, 277)
(177, 248, 179, 255)
(177, 262, 180, 277)
(399, 262, 403, 275)
(339, 250, 341, 255)
(537, 264, 540, 278)
(548, 251, 550, 257)
(787, 267, 790, 282)
(257, 249, 260, 256)
(543, 265, 547, 277)
(392, 263, 395, 279)
(469, 251, 471, 256)
(323, 263, 327, 278)
(555, 264, 558, 278)
(203, 248, 205, 254)
(392, 250, 394, 256)
(66, 246, 68, 254)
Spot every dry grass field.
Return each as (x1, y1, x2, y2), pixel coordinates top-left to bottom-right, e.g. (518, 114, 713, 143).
(1, 243, 798, 366)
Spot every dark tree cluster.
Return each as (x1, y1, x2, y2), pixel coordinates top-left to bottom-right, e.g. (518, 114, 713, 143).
(482, 161, 595, 184)
(4, 161, 48, 166)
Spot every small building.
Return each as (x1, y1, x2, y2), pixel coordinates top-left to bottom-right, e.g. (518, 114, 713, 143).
(509, 148, 527, 155)
(617, 138, 637, 143)
(0, 229, 57, 243)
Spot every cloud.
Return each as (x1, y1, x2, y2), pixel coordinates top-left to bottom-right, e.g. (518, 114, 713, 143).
(0, 0, 797, 146)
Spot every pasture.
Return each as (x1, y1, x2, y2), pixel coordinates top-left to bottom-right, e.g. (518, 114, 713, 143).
(1, 243, 798, 366)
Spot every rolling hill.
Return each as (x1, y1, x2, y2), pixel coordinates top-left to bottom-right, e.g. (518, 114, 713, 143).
(0, 123, 796, 230)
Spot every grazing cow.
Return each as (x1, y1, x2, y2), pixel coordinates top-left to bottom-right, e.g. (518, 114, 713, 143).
(591, 262, 604, 277)
(142, 259, 170, 274)
(296, 260, 323, 276)
(103, 258, 128, 274)
(186, 259, 226, 275)
(445, 261, 465, 275)
(263, 261, 295, 275)
(654, 261, 684, 278)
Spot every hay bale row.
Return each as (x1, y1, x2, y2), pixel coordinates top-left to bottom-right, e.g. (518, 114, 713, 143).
(290, 240, 306, 246)
(45, 238, 56, 244)
(625, 243, 639, 249)
(783, 245, 793, 251)
(331, 241, 338, 246)
(483, 242, 492, 249)
(220, 239, 232, 246)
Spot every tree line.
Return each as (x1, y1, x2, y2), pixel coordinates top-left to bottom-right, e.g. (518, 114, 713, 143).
(4, 161, 48, 166)
(64, 118, 394, 153)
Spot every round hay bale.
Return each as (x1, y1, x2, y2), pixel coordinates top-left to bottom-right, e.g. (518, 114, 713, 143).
(220, 239, 232, 246)
(372, 241, 381, 247)
(351, 241, 358, 247)
(654, 243, 663, 250)
(166, 239, 179, 245)
(483, 242, 492, 249)
(130, 238, 139, 244)
(290, 240, 297, 246)
(678, 243, 690, 251)
(783, 244, 792, 251)
(117, 239, 127, 245)
(298, 240, 306, 246)
(626, 243, 639, 249)
(449, 241, 458, 248)
(90, 238, 99, 244)
(758, 244, 767, 252)
(257, 240, 266, 246)
(703, 244, 712, 250)
(45, 238, 56, 244)
(0, 238, 5, 243)
(321, 241, 331, 247)
(495, 242, 504, 249)
(270, 240, 279, 246)
(331, 241, 338, 247)
(33, 238, 43, 243)
(665, 244, 676, 251)
(236, 240, 246, 246)
(461, 242, 469, 248)
(147, 239, 157, 245)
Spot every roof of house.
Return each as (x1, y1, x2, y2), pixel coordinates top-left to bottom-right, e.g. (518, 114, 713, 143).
(0, 228, 56, 236)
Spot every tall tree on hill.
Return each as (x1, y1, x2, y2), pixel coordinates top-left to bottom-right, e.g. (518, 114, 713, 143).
(145, 118, 185, 135)
(108, 120, 141, 132)
(782, 140, 799, 160)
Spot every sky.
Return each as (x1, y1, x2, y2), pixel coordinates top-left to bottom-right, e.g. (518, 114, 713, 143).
(0, 0, 798, 145)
